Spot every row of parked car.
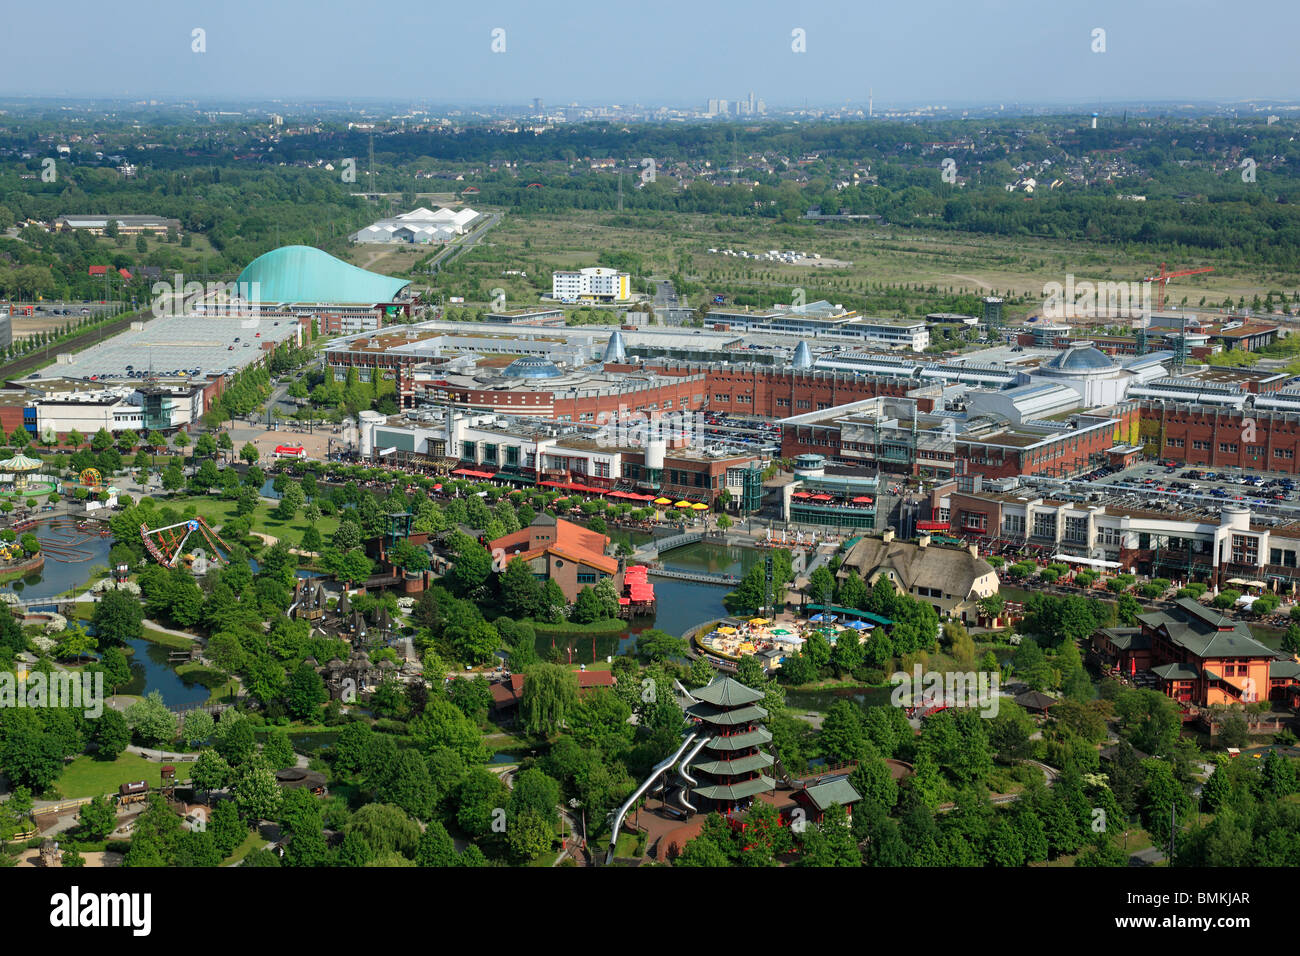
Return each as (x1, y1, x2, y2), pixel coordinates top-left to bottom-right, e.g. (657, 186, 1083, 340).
(1080, 465, 1120, 482)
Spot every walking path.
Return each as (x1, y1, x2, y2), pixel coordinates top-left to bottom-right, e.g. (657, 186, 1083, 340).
(142, 619, 203, 643)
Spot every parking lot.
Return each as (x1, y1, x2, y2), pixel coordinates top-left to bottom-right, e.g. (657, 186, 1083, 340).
(1092, 460, 1299, 505)
(1017, 458, 1300, 523)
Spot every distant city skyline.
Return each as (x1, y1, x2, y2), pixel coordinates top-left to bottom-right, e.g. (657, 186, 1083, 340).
(1, 0, 1297, 106)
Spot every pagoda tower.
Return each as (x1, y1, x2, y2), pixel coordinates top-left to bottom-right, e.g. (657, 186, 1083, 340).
(683, 677, 776, 813)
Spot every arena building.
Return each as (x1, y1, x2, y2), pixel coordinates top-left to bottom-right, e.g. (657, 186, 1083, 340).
(235, 245, 411, 304)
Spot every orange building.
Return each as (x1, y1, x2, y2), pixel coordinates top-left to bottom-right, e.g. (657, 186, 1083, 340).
(488, 513, 620, 603)
(1101, 598, 1299, 706)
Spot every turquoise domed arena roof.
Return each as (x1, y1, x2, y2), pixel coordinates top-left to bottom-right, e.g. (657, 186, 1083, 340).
(235, 245, 410, 304)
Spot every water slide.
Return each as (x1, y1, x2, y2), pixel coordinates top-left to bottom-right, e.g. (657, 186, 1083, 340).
(605, 731, 698, 865)
(675, 735, 710, 814)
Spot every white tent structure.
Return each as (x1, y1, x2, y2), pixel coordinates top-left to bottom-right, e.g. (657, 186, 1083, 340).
(352, 206, 478, 243)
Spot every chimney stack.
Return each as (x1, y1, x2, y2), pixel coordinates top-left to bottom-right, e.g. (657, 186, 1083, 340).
(881, 529, 895, 544)
(918, 534, 931, 549)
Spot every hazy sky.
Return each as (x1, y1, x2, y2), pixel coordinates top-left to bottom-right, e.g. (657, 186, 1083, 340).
(2, 0, 1297, 107)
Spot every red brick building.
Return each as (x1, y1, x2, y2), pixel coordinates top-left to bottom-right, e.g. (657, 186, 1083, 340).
(603, 363, 935, 419)
(1144, 402, 1300, 474)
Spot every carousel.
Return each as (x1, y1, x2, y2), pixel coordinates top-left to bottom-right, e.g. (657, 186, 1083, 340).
(0, 453, 53, 496)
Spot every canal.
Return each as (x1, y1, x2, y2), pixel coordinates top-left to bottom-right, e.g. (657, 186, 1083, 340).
(1, 519, 112, 602)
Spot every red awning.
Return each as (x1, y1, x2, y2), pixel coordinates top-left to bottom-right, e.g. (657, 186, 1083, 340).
(851, 496, 874, 504)
(451, 468, 495, 480)
(812, 494, 833, 501)
(916, 521, 950, 531)
(792, 491, 811, 499)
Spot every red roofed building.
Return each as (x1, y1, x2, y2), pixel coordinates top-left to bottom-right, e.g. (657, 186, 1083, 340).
(489, 513, 621, 602)
(88, 265, 108, 276)
(490, 668, 617, 711)
(118, 268, 132, 280)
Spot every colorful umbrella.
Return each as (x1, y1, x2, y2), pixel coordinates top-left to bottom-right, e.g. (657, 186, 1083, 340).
(691, 502, 709, 510)
(674, 500, 692, 508)
(653, 497, 673, 506)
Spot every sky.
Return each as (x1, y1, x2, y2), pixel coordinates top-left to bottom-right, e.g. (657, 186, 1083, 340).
(2, 0, 1298, 108)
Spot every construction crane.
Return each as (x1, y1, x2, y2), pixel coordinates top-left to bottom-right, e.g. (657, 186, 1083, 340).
(1142, 262, 1215, 313)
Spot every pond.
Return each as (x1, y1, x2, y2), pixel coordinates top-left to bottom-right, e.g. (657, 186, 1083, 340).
(785, 684, 897, 714)
(285, 730, 341, 755)
(246, 556, 326, 579)
(117, 637, 212, 710)
(0, 519, 112, 602)
(535, 576, 733, 664)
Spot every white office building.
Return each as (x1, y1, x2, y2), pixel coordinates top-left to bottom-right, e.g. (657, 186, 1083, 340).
(551, 267, 632, 304)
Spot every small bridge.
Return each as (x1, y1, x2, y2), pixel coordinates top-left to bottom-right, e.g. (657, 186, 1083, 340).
(632, 531, 715, 563)
(645, 565, 739, 586)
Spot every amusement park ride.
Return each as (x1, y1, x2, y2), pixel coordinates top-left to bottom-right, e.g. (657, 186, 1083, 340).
(139, 516, 231, 571)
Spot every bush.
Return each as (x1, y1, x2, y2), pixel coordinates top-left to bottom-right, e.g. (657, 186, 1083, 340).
(1212, 589, 1241, 610)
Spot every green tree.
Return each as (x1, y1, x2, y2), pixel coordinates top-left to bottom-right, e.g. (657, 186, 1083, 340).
(798, 803, 860, 866)
(499, 557, 542, 618)
(520, 664, 579, 737)
(286, 661, 327, 719)
(233, 755, 284, 824)
(91, 708, 130, 760)
(191, 749, 232, 800)
(124, 691, 178, 747)
(77, 795, 117, 840)
(180, 709, 214, 749)
(415, 820, 458, 866)
(91, 588, 144, 646)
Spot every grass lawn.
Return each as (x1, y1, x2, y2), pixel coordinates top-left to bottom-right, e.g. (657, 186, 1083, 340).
(611, 830, 641, 860)
(56, 752, 193, 800)
(141, 627, 193, 649)
(222, 828, 269, 866)
(160, 495, 341, 544)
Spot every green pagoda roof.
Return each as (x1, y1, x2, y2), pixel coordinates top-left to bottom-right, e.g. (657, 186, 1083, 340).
(693, 752, 775, 776)
(801, 778, 862, 812)
(1138, 599, 1273, 660)
(686, 702, 768, 726)
(1271, 659, 1300, 680)
(1151, 662, 1199, 680)
(689, 676, 766, 707)
(691, 775, 776, 802)
(707, 727, 773, 751)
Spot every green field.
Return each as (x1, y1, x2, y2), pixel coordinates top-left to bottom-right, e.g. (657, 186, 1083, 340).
(56, 752, 193, 800)
(409, 207, 1292, 320)
(222, 828, 270, 866)
(159, 495, 342, 546)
